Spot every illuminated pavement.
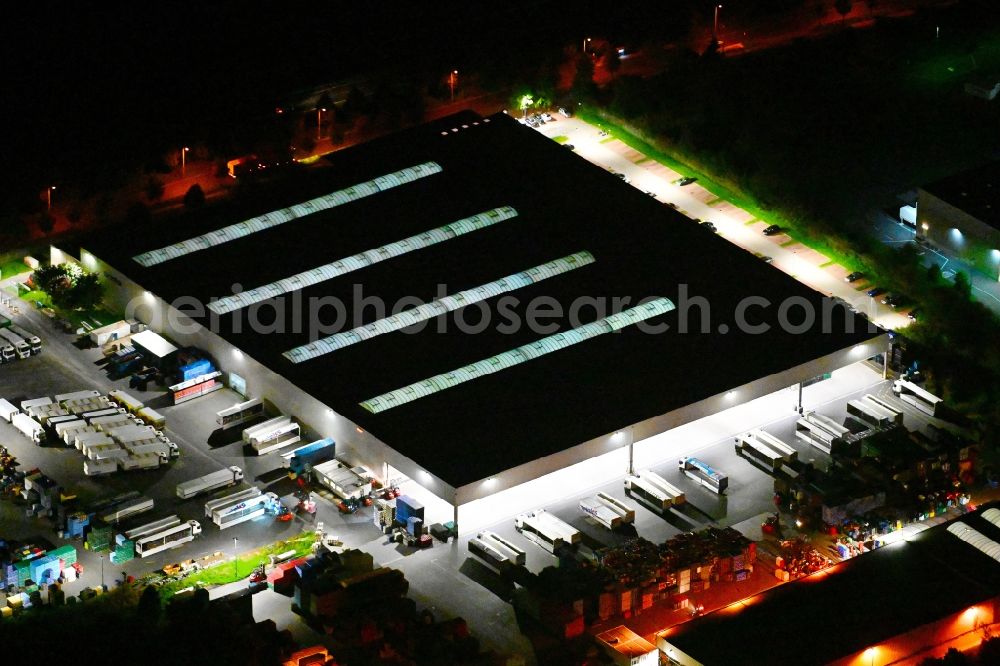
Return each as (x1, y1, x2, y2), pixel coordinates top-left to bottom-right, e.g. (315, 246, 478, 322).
(534, 116, 911, 331)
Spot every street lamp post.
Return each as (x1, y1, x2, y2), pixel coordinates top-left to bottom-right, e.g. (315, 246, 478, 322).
(583, 37, 591, 54)
(317, 108, 326, 141)
(46, 186, 55, 211)
(233, 537, 239, 579)
(714, 5, 722, 41)
(100, 553, 105, 589)
(181, 146, 190, 177)
(449, 70, 458, 102)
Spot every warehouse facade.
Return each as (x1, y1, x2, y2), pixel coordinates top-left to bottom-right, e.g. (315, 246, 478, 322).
(56, 111, 888, 531)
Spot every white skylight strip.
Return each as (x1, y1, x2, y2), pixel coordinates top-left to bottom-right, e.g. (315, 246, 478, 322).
(132, 162, 443, 267)
(360, 297, 675, 414)
(283, 251, 596, 363)
(207, 206, 518, 315)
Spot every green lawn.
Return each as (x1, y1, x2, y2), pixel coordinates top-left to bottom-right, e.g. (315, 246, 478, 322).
(158, 531, 316, 600)
(551, 135, 569, 144)
(0, 259, 31, 280)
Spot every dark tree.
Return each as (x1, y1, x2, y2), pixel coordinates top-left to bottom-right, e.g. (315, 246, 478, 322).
(572, 55, 597, 101)
(183, 184, 205, 209)
(952, 271, 972, 300)
(31, 264, 71, 296)
(65, 273, 103, 310)
(835, 0, 853, 23)
(144, 176, 164, 202)
(37, 213, 55, 235)
(136, 585, 161, 624)
(607, 49, 622, 79)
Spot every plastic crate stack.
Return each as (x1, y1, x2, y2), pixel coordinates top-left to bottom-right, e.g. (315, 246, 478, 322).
(86, 525, 112, 553)
(111, 537, 135, 564)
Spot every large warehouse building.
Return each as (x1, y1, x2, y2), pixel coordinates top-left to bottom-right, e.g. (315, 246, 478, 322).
(56, 111, 887, 531)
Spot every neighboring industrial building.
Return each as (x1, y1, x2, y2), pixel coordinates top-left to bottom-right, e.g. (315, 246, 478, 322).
(54, 111, 886, 530)
(657, 503, 1000, 666)
(918, 161, 1000, 280)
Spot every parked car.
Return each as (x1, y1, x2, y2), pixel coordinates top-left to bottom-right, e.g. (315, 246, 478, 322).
(558, 107, 572, 117)
(666, 202, 678, 209)
(845, 271, 865, 283)
(883, 294, 906, 308)
(562, 143, 575, 151)
(678, 176, 697, 186)
(762, 224, 783, 236)
(700, 221, 717, 232)
(643, 190, 657, 197)
(908, 309, 921, 321)
(540, 112, 553, 122)
(598, 130, 609, 138)
(614, 172, 630, 184)
(866, 287, 886, 298)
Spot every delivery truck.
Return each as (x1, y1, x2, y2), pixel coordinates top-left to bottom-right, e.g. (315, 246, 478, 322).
(176, 466, 244, 500)
(211, 491, 279, 530)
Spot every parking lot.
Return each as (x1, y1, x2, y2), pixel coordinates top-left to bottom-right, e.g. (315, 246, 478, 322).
(0, 283, 951, 661)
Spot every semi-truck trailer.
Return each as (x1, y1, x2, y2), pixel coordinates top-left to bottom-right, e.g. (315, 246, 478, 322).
(678, 457, 728, 493)
(108, 424, 158, 445)
(55, 390, 101, 403)
(0, 328, 30, 359)
(313, 459, 371, 500)
(0, 398, 18, 422)
(624, 470, 686, 512)
(12, 413, 43, 443)
(243, 416, 301, 455)
(514, 509, 581, 553)
(283, 438, 336, 476)
(579, 492, 637, 529)
(8, 324, 40, 355)
(118, 452, 162, 471)
(99, 497, 155, 524)
(176, 466, 244, 499)
(205, 487, 261, 519)
(109, 389, 145, 413)
(20, 397, 52, 412)
(468, 530, 527, 573)
(133, 519, 202, 557)
(216, 398, 264, 429)
(84, 458, 118, 476)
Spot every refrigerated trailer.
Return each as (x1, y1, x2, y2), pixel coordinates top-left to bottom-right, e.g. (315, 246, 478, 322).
(55, 419, 88, 444)
(205, 487, 261, 519)
(55, 390, 101, 403)
(99, 497, 155, 524)
(795, 411, 850, 454)
(81, 407, 127, 421)
(84, 458, 117, 476)
(176, 466, 244, 499)
(20, 397, 52, 412)
(0, 398, 18, 422)
(580, 492, 636, 529)
(515, 509, 581, 553)
(468, 530, 527, 573)
(216, 398, 264, 429)
(136, 407, 165, 428)
(124, 515, 181, 541)
(736, 430, 796, 470)
(134, 520, 202, 557)
(108, 424, 158, 446)
(283, 438, 336, 476)
(8, 324, 40, 355)
(624, 470, 686, 512)
(0, 328, 30, 359)
(313, 459, 371, 500)
(12, 413, 43, 443)
(678, 457, 728, 493)
(86, 444, 128, 462)
(211, 491, 278, 530)
(892, 380, 943, 417)
(243, 416, 301, 455)
(118, 452, 162, 471)
(847, 397, 898, 429)
(863, 395, 904, 425)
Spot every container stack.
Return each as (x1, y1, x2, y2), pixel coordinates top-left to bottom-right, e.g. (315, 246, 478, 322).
(86, 525, 112, 552)
(111, 537, 134, 564)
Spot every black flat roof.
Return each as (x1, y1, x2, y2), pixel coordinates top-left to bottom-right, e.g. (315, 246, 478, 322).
(921, 160, 1000, 233)
(85, 111, 878, 487)
(662, 505, 1000, 666)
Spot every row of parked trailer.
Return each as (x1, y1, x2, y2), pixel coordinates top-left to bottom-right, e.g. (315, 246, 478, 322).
(0, 312, 42, 362)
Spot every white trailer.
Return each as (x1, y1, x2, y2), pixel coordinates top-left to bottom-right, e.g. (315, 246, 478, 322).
(55, 390, 101, 403)
(514, 509, 581, 553)
(99, 497, 155, 524)
(109, 424, 158, 445)
(243, 416, 301, 455)
(136, 407, 165, 428)
(8, 324, 40, 355)
(45, 414, 80, 433)
(313, 459, 372, 500)
(863, 395, 904, 425)
(54, 419, 88, 445)
(84, 458, 118, 476)
(624, 470, 686, 513)
(468, 530, 527, 573)
(89, 320, 131, 347)
(108, 389, 145, 413)
(12, 413, 43, 443)
(210, 490, 277, 530)
(0, 398, 18, 422)
(205, 487, 261, 519)
(176, 466, 244, 500)
(736, 432, 789, 470)
(90, 414, 134, 431)
(123, 440, 170, 462)
(118, 452, 161, 471)
(753, 430, 798, 463)
(0, 328, 30, 359)
(20, 397, 52, 412)
(893, 379, 943, 417)
(124, 515, 182, 541)
(86, 444, 128, 461)
(134, 520, 203, 557)
(78, 433, 114, 453)
(81, 407, 126, 421)
(216, 398, 264, 429)
(72, 427, 102, 449)
(579, 492, 636, 530)
(795, 411, 850, 454)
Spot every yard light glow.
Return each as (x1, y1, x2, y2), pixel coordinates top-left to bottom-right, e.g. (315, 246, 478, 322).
(233, 349, 243, 360)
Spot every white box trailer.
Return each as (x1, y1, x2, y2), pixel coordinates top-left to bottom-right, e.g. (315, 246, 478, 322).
(134, 520, 203, 557)
(123, 440, 169, 461)
(55, 390, 101, 404)
(12, 413, 43, 443)
(216, 398, 264, 429)
(86, 444, 128, 461)
(795, 411, 849, 454)
(212, 492, 278, 530)
(514, 509, 581, 553)
(205, 487, 261, 519)
(0, 398, 19, 422)
(176, 466, 244, 500)
(108, 390, 145, 413)
(124, 515, 182, 541)
(82, 407, 127, 421)
(45, 414, 80, 432)
(864, 395, 904, 425)
(89, 320, 131, 346)
(136, 407, 165, 428)
(71, 427, 101, 449)
(243, 416, 301, 455)
(118, 452, 161, 471)
(8, 324, 40, 355)
(78, 432, 114, 452)
(579, 492, 636, 530)
(893, 379, 943, 417)
(0, 328, 30, 359)
(736, 431, 794, 470)
(20, 397, 52, 412)
(468, 530, 527, 573)
(30, 404, 67, 422)
(624, 470, 686, 513)
(313, 459, 372, 500)
(109, 424, 158, 445)
(752, 430, 799, 463)
(84, 458, 118, 476)
(90, 414, 134, 431)
(99, 497, 155, 524)
(54, 419, 87, 444)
